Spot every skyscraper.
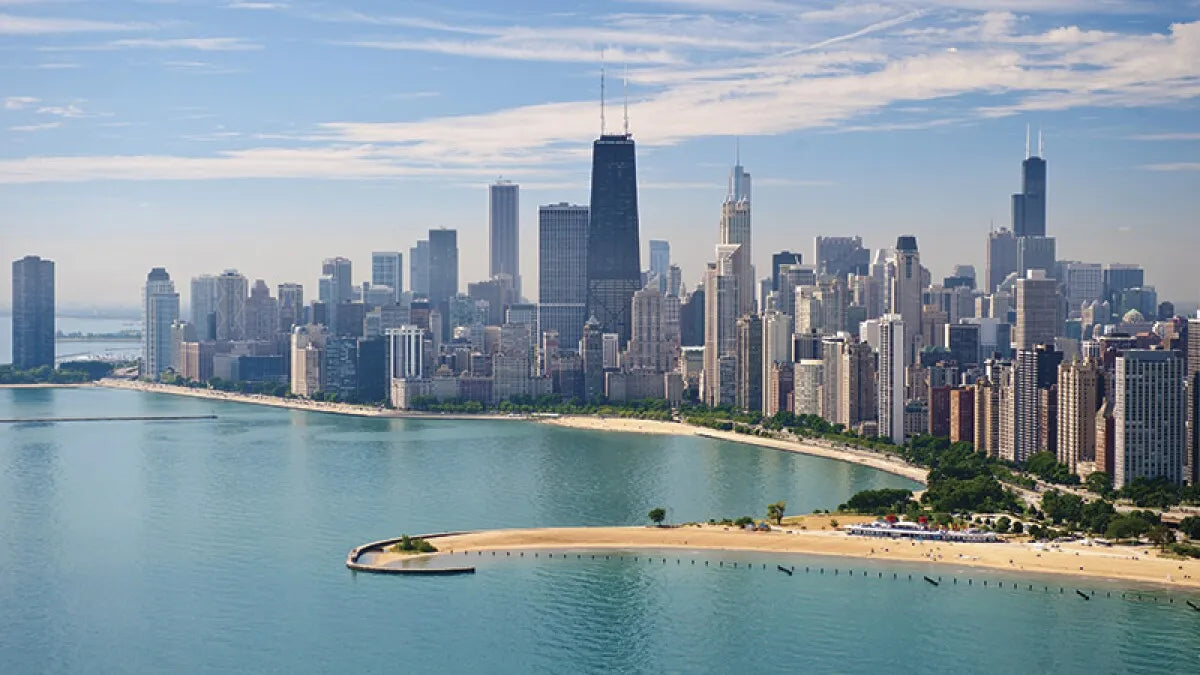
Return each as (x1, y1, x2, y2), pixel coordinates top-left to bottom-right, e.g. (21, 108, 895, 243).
(11, 255, 55, 370)
(627, 286, 670, 372)
(190, 274, 220, 341)
(1015, 270, 1058, 350)
(771, 251, 803, 292)
(587, 133, 641, 345)
(489, 180, 520, 297)
(428, 228, 459, 341)
(1013, 345, 1062, 463)
(1114, 350, 1186, 487)
(890, 236, 923, 362)
(720, 160, 754, 315)
(736, 314, 763, 413)
(1103, 263, 1145, 307)
(371, 251, 403, 304)
(1057, 358, 1101, 474)
(1012, 130, 1047, 237)
(409, 240, 430, 297)
(703, 246, 744, 406)
(538, 203, 589, 352)
(1017, 235, 1056, 277)
(648, 240, 670, 293)
(878, 314, 907, 445)
(142, 268, 179, 379)
(987, 228, 1019, 293)
(320, 257, 352, 332)
(215, 269, 248, 342)
(814, 236, 869, 277)
(244, 279, 279, 341)
(277, 283, 304, 332)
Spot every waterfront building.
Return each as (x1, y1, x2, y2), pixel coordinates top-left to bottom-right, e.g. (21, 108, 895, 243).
(215, 269, 248, 342)
(820, 335, 844, 423)
(290, 324, 328, 397)
(1188, 318, 1200, 483)
(1057, 358, 1102, 474)
(1015, 270, 1058, 350)
(371, 252, 404, 304)
(878, 314, 907, 445)
(428, 229, 459, 341)
(581, 317, 605, 401)
(190, 274, 220, 341)
(840, 340, 877, 428)
(703, 247, 744, 406)
(794, 359, 823, 416)
(627, 287, 672, 372)
(387, 325, 427, 382)
(244, 280, 279, 342)
(1113, 350, 1187, 487)
(765, 361, 794, 417)
(949, 387, 975, 443)
(1013, 345, 1062, 463)
(142, 267, 179, 379)
(586, 132, 641, 345)
(277, 283, 304, 332)
(762, 311, 793, 413)
(736, 314, 762, 412)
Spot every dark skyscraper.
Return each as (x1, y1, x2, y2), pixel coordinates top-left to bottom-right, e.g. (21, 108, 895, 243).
(11, 255, 55, 370)
(770, 251, 803, 292)
(489, 180, 520, 297)
(428, 228, 459, 340)
(1012, 130, 1047, 237)
(586, 133, 641, 345)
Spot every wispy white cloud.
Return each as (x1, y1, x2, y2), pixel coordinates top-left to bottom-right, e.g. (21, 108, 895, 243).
(1141, 162, 1200, 171)
(1128, 132, 1200, 141)
(37, 103, 85, 117)
(0, 12, 148, 34)
(45, 37, 262, 51)
(341, 39, 678, 64)
(227, 1, 287, 9)
(9, 121, 60, 132)
(4, 95, 39, 110)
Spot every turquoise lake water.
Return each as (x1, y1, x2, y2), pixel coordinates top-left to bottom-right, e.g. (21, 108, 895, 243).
(1, 387, 1198, 673)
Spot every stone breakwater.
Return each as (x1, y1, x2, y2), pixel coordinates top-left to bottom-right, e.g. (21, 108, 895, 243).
(346, 533, 477, 575)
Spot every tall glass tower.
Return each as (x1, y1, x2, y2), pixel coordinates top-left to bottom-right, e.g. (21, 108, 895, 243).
(586, 134, 641, 345)
(1012, 130, 1047, 237)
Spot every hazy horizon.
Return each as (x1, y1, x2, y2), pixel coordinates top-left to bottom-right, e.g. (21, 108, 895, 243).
(3, 1, 1199, 309)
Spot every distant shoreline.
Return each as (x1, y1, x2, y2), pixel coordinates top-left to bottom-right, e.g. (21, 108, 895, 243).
(0, 383, 95, 389)
(360, 524, 1200, 589)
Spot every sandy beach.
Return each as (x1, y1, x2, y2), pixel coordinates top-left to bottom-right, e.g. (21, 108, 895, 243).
(97, 379, 518, 420)
(373, 522, 1200, 589)
(541, 415, 928, 484)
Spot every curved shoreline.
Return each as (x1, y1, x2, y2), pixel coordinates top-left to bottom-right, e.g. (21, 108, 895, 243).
(539, 415, 928, 484)
(361, 525, 1200, 590)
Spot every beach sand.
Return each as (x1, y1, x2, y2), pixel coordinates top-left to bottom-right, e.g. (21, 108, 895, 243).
(541, 415, 928, 484)
(376, 524, 1200, 589)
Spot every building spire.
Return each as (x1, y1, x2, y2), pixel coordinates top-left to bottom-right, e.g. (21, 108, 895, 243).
(600, 49, 606, 135)
(622, 63, 629, 136)
(735, 136, 740, 165)
(1038, 128, 1044, 158)
(1025, 123, 1030, 160)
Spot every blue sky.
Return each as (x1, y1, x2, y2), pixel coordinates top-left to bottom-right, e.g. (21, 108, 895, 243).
(2, 0, 1199, 311)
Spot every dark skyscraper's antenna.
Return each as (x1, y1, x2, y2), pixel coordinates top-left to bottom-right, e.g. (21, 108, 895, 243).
(600, 50, 606, 135)
(735, 136, 740, 165)
(1025, 123, 1030, 160)
(1038, 128, 1044, 158)
(622, 64, 629, 136)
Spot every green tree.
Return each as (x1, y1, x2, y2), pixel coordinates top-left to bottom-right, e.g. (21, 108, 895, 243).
(1179, 516, 1200, 540)
(994, 516, 1011, 533)
(766, 501, 787, 525)
(1147, 525, 1173, 551)
(1085, 472, 1112, 497)
(1105, 515, 1151, 541)
(648, 508, 666, 526)
(1010, 520, 1024, 535)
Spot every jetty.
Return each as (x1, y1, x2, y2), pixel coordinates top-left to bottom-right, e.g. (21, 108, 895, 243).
(0, 414, 218, 424)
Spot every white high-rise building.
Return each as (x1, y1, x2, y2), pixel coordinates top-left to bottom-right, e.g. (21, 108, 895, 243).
(489, 180, 520, 297)
(387, 325, 426, 380)
(878, 314, 907, 445)
(1114, 350, 1186, 487)
(761, 311, 793, 414)
(703, 245, 744, 406)
(371, 252, 404, 304)
(889, 236, 922, 362)
(142, 268, 179, 379)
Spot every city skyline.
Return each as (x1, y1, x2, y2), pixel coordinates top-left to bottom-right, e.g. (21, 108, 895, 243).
(2, 1, 1199, 309)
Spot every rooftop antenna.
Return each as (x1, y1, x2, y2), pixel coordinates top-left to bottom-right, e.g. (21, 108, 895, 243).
(622, 63, 629, 136)
(736, 136, 741, 166)
(1038, 128, 1044, 158)
(1025, 123, 1030, 160)
(600, 49, 606, 135)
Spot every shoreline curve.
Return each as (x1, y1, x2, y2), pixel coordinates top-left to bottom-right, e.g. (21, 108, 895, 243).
(358, 525, 1200, 590)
